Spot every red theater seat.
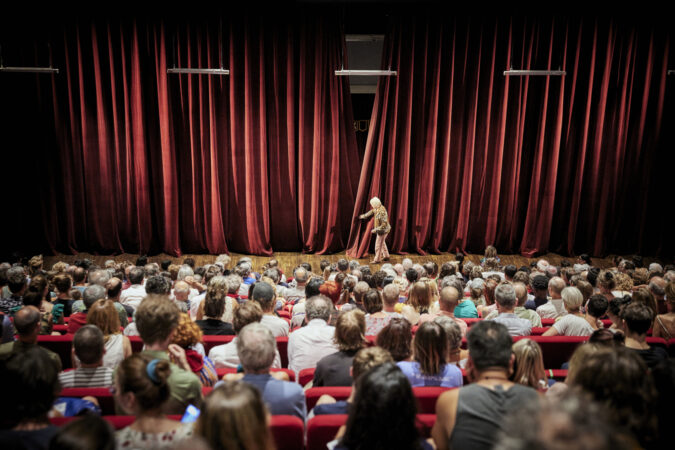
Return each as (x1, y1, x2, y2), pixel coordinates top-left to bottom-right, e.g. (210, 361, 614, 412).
(298, 368, 316, 386)
(128, 336, 144, 353)
(460, 318, 482, 326)
(645, 337, 668, 350)
(270, 415, 305, 450)
(215, 368, 296, 382)
(52, 324, 68, 334)
(276, 336, 289, 368)
(306, 414, 437, 450)
(306, 414, 348, 450)
(305, 386, 352, 410)
(59, 388, 116, 415)
(413, 387, 453, 414)
(530, 327, 549, 336)
(202, 335, 236, 354)
(515, 336, 587, 369)
(38, 335, 73, 369)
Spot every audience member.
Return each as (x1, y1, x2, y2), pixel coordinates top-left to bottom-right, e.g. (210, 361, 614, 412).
(251, 282, 289, 337)
(227, 323, 305, 419)
(536, 277, 567, 319)
(334, 362, 430, 450)
(287, 295, 338, 376)
(421, 286, 468, 336)
(0, 306, 62, 370)
(194, 381, 273, 450)
(524, 275, 550, 311)
(209, 302, 281, 369)
(114, 354, 194, 447)
(511, 339, 548, 391)
(653, 281, 675, 339)
(543, 287, 594, 336)
(195, 288, 235, 335)
(59, 325, 113, 387)
(0, 347, 60, 449)
(488, 283, 532, 336)
(313, 309, 367, 387)
(313, 346, 393, 416)
(434, 317, 468, 368)
(86, 299, 132, 369)
(0, 266, 27, 314)
(52, 273, 75, 318)
(67, 285, 106, 334)
(171, 314, 218, 387)
(485, 282, 541, 327)
(119, 267, 146, 311)
(48, 413, 116, 450)
(621, 302, 668, 368)
(567, 346, 657, 448)
(376, 317, 413, 362)
(398, 321, 462, 388)
(432, 321, 539, 450)
(134, 296, 202, 414)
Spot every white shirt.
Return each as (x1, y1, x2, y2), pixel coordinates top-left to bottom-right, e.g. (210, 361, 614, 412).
(208, 337, 281, 369)
(536, 299, 567, 319)
(552, 314, 594, 336)
(261, 314, 290, 337)
(120, 284, 147, 311)
(287, 319, 338, 377)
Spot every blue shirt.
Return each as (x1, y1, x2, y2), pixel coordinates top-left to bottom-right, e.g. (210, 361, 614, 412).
(238, 373, 306, 420)
(454, 300, 479, 318)
(397, 361, 463, 388)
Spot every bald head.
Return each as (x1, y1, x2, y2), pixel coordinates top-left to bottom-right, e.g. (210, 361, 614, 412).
(439, 286, 460, 312)
(513, 282, 528, 307)
(174, 280, 190, 300)
(14, 306, 41, 337)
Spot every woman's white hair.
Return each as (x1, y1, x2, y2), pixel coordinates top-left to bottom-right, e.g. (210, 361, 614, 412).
(369, 197, 381, 208)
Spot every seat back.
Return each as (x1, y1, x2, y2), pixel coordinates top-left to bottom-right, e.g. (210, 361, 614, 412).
(298, 368, 315, 386)
(202, 335, 236, 354)
(38, 335, 74, 369)
(269, 415, 305, 450)
(305, 386, 352, 411)
(276, 336, 289, 368)
(59, 387, 116, 415)
(412, 387, 453, 414)
(306, 414, 347, 450)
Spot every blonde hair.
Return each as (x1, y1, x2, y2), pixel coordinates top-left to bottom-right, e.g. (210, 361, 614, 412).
(561, 287, 584, 313)
(566, 343, 602, 383)
(484, 245, 498, 259)
(512, 339, 546, 390)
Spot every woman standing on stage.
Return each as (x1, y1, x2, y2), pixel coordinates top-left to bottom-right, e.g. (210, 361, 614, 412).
(359, 197, 391, 264)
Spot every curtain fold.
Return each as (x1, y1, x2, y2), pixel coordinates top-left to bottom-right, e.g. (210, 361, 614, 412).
(0, 11, 360, 256)
(347, 15, 672, 259)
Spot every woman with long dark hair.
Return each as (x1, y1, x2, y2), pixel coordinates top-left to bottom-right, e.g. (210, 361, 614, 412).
(335, 362, 431, 449)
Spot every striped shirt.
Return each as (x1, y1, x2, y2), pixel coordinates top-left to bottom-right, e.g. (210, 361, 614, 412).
(58, 367, 114, 388)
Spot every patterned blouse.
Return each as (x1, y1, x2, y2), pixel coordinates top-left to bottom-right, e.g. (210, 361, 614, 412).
(362, 206, 391, 234)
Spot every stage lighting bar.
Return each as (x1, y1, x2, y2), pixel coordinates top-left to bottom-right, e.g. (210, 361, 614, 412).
(668, 70, 675, 75)
(0, 66, 59, 74)
(167, 68, 230, 75)
(504, 69, 566, 76)
(335, 69, 397, 76)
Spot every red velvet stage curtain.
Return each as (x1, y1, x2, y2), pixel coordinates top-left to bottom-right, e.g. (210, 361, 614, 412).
(347, 16, 672, 258)
(2, 12, 359, 256)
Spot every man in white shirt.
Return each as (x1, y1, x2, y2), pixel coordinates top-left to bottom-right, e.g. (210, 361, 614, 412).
(285, 267, 309, 304)
(251, 282, 289, 337)
(536, 277, 567, 319)
(209, 302, 282, 369)
(419, 286, 467, 336)
(120, 267, 146, 311)
(287, 295, 338, 377)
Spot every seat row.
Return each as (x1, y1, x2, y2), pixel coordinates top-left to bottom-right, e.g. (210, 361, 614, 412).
(38, 334, 675, 371)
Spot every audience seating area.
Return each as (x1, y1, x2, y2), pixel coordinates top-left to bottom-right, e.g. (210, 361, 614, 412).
(50, 415, 305, 450)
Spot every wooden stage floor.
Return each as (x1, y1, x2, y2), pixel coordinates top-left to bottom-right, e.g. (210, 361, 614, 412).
(43, 251, 615, 275)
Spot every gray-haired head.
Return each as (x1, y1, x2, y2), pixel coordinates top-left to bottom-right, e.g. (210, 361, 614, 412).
(402, 258, 413, 270)
(349, 260, 360, 271)
(145, 275, 171, 295)
(234, 263, 251, 278)
(495, 283, 517, 309)
(306, 295, 332, 321)
(89, 269, 112, 287)
(294, 267, 309, 284)
(83, 284, 106, 309)
(236, 323, 276, 372)
(177, 265, 194, 281)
